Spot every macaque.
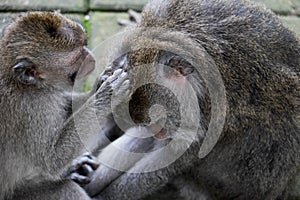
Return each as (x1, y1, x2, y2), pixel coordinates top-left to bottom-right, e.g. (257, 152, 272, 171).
(77, 0, 300, 199)
(0, 12, 129, 200)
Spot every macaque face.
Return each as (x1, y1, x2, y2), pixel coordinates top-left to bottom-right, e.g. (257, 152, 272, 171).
(1, 12, 95, 89)
(106, 48, 202, 140)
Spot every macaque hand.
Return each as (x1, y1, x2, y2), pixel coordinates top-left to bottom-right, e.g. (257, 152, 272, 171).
(67, 152, 99, 186)
(95, 69, 131, 109)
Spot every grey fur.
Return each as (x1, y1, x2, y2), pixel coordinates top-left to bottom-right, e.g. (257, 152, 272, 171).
(84, 0, 300, 199)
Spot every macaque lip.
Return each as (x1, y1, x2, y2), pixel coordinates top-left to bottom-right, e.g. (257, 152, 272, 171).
(74, 47, 96, 79)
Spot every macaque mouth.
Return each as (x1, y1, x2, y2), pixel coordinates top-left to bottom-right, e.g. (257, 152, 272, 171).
(147, 123, 167, 139)
(72, 47, 95, 79)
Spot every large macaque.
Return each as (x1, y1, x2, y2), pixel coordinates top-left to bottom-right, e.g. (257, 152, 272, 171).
(0, 12, 129, 200)
(78, 0, 300, 199)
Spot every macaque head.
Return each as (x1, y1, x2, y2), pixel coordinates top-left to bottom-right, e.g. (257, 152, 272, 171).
(0, 12, 95, 90)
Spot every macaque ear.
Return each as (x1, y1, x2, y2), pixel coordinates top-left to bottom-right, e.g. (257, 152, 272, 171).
(12, 60, 40, 85)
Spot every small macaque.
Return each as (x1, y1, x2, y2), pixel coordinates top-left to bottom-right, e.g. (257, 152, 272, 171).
(0, 12, 130, 200)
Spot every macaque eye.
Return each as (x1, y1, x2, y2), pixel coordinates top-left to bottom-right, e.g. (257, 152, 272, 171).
(168, 58, 194, 75)
(167, 60, 194, 77)
(157, 51, 194, 77)
(56, 23, 76, 43)
(45, 25, 58, 38)
(176, 65, 194, 76)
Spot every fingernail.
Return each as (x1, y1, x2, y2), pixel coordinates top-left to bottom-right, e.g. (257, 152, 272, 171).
(123, 80, 130, 86)
(114, 69, 123, 75)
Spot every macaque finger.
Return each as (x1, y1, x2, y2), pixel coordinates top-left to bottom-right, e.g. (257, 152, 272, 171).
(69, 173, 91, 185)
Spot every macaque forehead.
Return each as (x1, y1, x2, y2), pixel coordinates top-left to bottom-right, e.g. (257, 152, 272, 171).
(3, 12, 85, 51)
(128, 48, 193, 72)
(128, 48, 159, 67)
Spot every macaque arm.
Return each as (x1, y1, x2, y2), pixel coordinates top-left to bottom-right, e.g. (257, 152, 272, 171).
(86, 127, 200, 200)
(48, 69, 130, 175)
(95, 145, 198, 200)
